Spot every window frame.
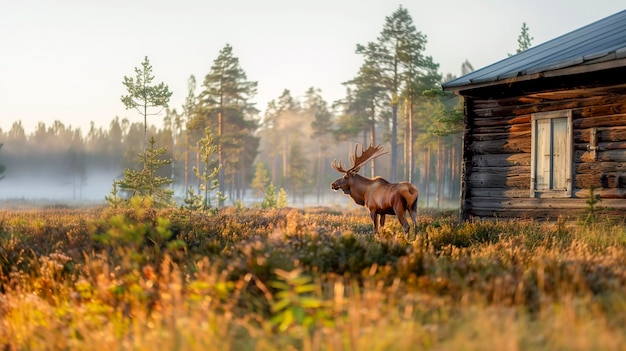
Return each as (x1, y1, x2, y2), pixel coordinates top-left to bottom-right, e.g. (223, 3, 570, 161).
(530, 110, 573, 198)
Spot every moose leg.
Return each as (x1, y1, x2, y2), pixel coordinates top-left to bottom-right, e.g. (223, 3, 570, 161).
(380, 214, 386, 228)
(395, 207, 410, 234)
(409, 205, 417, 234)
(370, 210, 379, 234)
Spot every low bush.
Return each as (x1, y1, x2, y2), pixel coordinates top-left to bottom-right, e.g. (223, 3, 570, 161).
(1, 207, 626, 350)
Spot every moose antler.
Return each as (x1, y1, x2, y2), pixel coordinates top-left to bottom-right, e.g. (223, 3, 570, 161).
(332, 144, 388, 174)
(331, 159, 350, 173)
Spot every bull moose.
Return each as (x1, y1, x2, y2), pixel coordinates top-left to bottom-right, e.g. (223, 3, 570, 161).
(331, 144, 418, 235)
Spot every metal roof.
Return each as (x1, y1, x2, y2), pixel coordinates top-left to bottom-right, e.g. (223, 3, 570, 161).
(442, 9, 626, 92)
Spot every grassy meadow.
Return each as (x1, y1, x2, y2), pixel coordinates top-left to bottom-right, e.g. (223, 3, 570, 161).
(2, 204, 626, 350)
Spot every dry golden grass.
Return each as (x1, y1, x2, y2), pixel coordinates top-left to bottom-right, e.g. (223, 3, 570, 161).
(1, 206, 626, 350)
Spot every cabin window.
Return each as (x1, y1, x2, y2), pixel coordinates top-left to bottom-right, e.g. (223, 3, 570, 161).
(530, 110, 573, 197)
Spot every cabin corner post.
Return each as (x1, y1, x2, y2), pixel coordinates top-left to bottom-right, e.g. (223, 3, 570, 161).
(460, 97, 474, 221)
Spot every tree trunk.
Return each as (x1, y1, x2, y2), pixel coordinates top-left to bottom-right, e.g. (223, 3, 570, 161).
(370, 112, 376, 177)
(217, 111, 225, 207)
(316, 141, 322, 203)
(408, 96, 414, 184)
(184, 128, 189, 191)
(425, 144, 431, 207)
(403, 100, 409, 180)
(391, 104, 398, 182)
(282, 135, 289, 189)
(436, 138, 444, 209)
(196, 141, 201, 192)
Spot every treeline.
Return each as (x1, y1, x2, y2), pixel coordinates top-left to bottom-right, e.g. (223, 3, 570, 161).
(0, 6, 465, 207)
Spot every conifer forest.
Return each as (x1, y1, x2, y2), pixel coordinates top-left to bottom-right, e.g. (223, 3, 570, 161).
(0, 7, 462, 209)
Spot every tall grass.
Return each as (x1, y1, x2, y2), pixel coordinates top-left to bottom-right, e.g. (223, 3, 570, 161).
(1, 206, 626, 350)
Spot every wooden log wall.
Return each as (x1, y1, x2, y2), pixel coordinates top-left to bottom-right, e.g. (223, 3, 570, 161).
(463, 82, 626, 220)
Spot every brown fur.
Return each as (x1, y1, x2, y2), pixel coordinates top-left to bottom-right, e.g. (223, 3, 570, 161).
(332, 173, 419, 235)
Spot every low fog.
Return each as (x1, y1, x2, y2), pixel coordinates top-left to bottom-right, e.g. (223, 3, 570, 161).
(0, 170, 120, 205)
(0, 167, 356, 209)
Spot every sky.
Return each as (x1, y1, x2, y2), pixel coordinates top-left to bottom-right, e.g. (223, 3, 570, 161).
(1, 0, 625, 135)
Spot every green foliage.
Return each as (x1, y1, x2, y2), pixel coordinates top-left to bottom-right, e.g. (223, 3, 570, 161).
(308, 87, 333, 140)
(115, 136, 174, 207)
(287, 138, 308, 198)
(517, 22, 533, 53)
(121, 56, 172, 155)
(181, 186, 203, 211)
(352, 5, 441, 179)
(95, 198, 166, 247)
(509, 22, 534, 56)
(583, 185, 604, 225)
(4, 208, 626, 349)
(262, 182, 277, 209)
(277, 187, 288, 208)
(105, 181, 124, 209)
(192, 127, 223, 210)
(195, 44, 259, 205)
(269, 268, 328, 333)
(423, 88, 464, 136)
(251, 161, 270, 197)
(260, 183, 288, 209)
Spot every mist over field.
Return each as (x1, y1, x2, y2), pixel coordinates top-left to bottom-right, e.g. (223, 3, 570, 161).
(0, 167, 356, 209)
(0, 169, 119, 204)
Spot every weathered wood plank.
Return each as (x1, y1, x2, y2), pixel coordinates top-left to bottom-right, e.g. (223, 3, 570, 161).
(471, 83, 626, 109)
(575, 161, 626, 173)
(573, 113, 626, 129)
(472, 123, 530, 135)
(469, 188, 530, 198)
(468, 172, 530, 188)
(574, 127, 626, 143)
(575, 102, 626, 118)
(471, 137, 531, 154)
(473, 95, 626, 118)
(574, 188, 626, 199)
(473, 115, 531, 127)
(576, 149, 626, 162)
(470, 197, 626, 210)
(472, 165, 530, 175)
(574, 141, 626, 151)
(473, 131, 531, 142)
(467, 208, 586, 220)
(472, 153, 530, 167)
(575, 173, 625, 189)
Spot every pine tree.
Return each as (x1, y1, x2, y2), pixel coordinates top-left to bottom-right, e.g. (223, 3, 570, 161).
(182, 75, 197, 192)
(251, 161, 270, 197)
(342, 43, 387, 167)
(355, 6, 432, 181)
(307, 87, 333, 202)
(195, 44, 258, 206)
(509, 22, 534, 56)
(517, 22, 533, 53)
(121, 56, 172, 160)
(262, 182, 277, 209)
(288, 138, 308, 203)
(116, 136, 174, 207)
(277, 188, 288, 208)
(192, 127, 223, 209)
(259, 89, 301, 188)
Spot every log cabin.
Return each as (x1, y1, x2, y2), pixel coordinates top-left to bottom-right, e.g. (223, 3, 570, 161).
(442, 10, 626, 221)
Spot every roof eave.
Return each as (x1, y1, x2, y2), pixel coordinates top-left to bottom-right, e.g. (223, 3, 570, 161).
(444, 57, 626, 95)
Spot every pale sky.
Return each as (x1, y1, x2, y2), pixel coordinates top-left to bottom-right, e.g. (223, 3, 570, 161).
(1, 0, 624, 134)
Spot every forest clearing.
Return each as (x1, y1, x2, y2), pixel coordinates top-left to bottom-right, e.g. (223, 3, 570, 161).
(2, 205, 626, 350)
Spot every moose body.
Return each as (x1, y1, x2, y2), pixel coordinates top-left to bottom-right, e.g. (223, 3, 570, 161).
(331, 144, 418, 235)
